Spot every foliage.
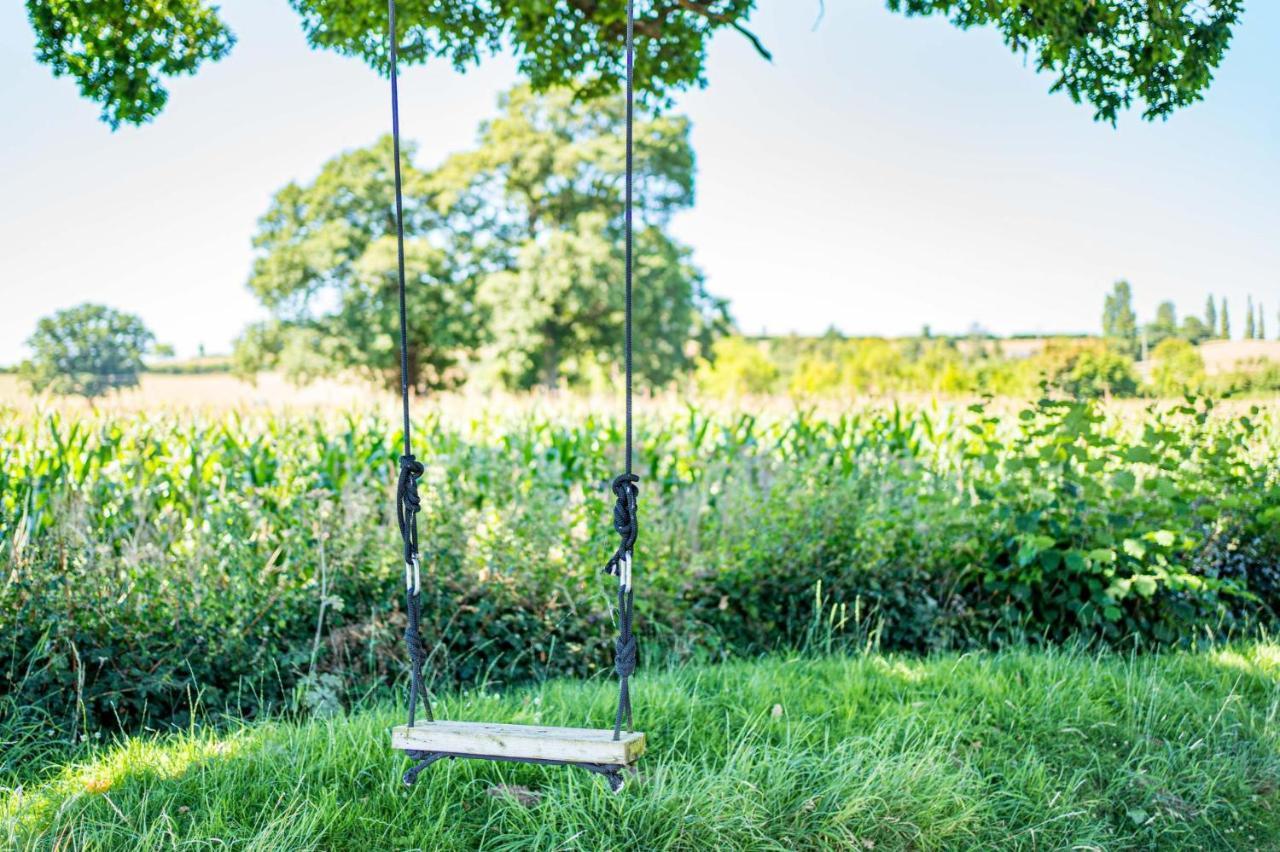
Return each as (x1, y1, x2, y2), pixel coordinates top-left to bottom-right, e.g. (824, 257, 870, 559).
(25, 0, 235, 128)
(30, 1, 1244, 128)
(1178, 315, 1211, 345)
(18, 303, 156, 399)
(1204, 360, 1280, 398)
(1144, 300, 1178, 350)
(1150, 338, 1205, 396)
(1033, 339, 1139, 399)
(9, 646, 1280, 848)
(695, 336, 780, 395)
(447, 86, 724, 389)
(238, 136, 479, 392)
(888, 0, 1244, 123)
(2, 399, 1277, 741)
(240, 86, 722, 392)
(696, 334, 1168, 400)
(1102, 280, 1138, 356)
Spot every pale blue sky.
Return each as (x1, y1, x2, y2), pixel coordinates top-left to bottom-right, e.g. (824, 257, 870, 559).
(2, 2, 1277, 363)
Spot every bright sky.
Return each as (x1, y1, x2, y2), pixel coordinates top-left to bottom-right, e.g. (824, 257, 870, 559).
(1, 3, 1277, 363)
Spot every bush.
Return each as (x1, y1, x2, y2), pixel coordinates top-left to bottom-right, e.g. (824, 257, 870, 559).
(1149, 338, 1205, 396)
(1029, 339, 1139, 399)
(696, 336, 779, 395)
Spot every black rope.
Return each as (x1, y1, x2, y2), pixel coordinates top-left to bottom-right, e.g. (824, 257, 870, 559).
(602, 0, 640, 743)
(388, 0, 432, 727)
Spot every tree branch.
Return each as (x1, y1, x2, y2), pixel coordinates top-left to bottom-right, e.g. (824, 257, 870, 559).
(672, 0, 773, 61)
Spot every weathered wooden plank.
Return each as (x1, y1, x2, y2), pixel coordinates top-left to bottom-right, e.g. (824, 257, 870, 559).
(391, 721, 646, 765)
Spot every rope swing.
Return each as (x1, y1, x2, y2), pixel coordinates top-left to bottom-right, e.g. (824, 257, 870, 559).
(387, 0, 646, 792)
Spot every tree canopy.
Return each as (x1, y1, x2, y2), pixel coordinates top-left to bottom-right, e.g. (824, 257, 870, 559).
(238, 85, 724, 392)
(20, 303, 156, 398)
(1101, 280, 1138, 356)
(27, 0, 1243, 128)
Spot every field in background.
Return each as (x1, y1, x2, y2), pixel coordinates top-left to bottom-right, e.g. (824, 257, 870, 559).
(4, 369, 1279, 418)
(0, 372, 381, 412)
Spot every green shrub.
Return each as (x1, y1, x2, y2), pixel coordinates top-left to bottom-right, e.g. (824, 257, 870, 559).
(1149, 338, 1205, 396)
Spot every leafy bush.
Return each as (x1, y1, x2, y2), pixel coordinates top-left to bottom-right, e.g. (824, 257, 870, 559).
(2, 399, 1277, 740)
(1150, 338, 1205, 396)
(1029, 339, 1139, 398)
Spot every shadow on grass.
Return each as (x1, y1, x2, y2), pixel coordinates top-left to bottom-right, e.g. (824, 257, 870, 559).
(7, 645, 1280, 850)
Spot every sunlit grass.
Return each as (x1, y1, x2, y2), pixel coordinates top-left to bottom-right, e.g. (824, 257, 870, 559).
(6, 643, 1280, 850)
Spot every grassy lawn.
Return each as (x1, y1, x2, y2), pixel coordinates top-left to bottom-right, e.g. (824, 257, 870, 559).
(5, 644, 1280, 851)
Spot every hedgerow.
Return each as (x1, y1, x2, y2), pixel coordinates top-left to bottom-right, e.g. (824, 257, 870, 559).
(2, 398, 1277, 739)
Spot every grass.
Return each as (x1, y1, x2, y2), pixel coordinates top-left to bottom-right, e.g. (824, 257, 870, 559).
(6, 643, 1280, 850)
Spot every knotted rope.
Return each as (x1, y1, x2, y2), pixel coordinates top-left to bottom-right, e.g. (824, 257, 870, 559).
(397, 454, 432, 725)
(605, 473, 639, 578)
(605, 473, 639, 739)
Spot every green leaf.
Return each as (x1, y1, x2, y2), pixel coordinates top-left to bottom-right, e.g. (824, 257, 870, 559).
(1110, 470, 1136, 492)
(1122, 539, 1146, 560)
(1131, 575, 1158, 597)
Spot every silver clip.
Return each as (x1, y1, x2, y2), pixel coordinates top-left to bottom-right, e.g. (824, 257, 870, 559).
(405, 555, 421, 594)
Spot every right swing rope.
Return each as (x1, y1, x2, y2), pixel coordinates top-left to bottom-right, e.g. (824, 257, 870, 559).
(603, 0, 640, 743)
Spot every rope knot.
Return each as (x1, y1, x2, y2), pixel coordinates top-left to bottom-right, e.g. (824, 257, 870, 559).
(614, 633, 637, 678)
(398, 454, 425, 511)
(396, 454, 426, 567)
(605, 473, 640, 576)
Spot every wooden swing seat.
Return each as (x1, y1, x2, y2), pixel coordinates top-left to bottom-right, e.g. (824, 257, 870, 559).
(391, 720, 645, 765)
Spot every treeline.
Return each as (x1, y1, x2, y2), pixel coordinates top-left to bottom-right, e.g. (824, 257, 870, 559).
(1102, 280, 1275, 355)
(696, 332, 1280, 399)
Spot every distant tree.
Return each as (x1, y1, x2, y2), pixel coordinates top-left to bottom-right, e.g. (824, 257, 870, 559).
(1144, 300, 1178, 350)
(1032, 339, 1138, 399)
(1257, 303, 1266, 341)
(1150, 338, 1205, 397)
(28, 1, 1245, 128)
(1204, 295, 1218, 338)
(20, 304, 156, 398)
(1178, 316, 1211, 346)
(1102, 281, 1138, 356)
(238, 136, 479, 392)
(840, 339, 909, 394)
(788, 355, 842, 397)
(696, 337, 779, 396)
(239, 86, 722, 392)
(452, 86, 725, 390)
(1220, 297, 1231, 339)
(1245, 295, 1256, 339)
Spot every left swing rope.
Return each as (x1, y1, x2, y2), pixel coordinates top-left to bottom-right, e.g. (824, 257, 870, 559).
(388, 0, 432, 728)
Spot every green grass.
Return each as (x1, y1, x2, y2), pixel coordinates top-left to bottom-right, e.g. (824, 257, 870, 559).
(6, 643, 1280, 850)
